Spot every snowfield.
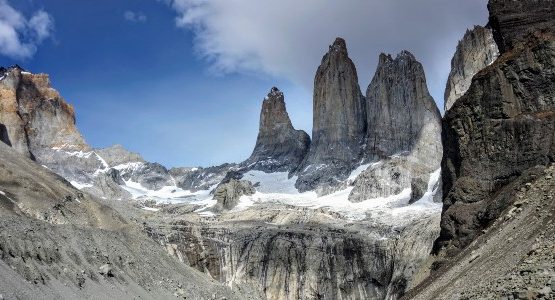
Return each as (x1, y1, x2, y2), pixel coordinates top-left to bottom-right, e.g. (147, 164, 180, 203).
(229, 168, 442, 223)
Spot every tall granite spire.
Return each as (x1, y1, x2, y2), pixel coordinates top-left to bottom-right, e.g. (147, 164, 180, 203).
(243, 87, 310, 172)
(296, 38, 366, 192)
(365, 51, 441, 160)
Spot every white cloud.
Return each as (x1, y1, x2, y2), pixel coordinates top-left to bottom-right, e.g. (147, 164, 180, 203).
(124, 10, 147, 23)
(0, 0, 54, 60)
(161, 0, 489, 108)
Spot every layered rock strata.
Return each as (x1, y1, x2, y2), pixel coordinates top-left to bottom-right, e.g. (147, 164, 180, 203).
(488, 0, 555, 53)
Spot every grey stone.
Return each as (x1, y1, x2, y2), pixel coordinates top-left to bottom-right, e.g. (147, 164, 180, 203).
(444, 25, 499, 111)
(212, 179, 255, 211)
(488, 0, 555, 53)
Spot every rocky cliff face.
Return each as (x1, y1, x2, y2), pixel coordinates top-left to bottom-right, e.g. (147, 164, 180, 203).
(296, 38, 366, 193)
(348, 51, 442, 203)
(0, 65, 88, 158)
(365, 51, 441, 160)
(146, 202, 441, 300)
(444, 26, 499, 111)
(488, 0, 555, 53)
(243, 87, 310, 172)
(436, 0, 555, 254)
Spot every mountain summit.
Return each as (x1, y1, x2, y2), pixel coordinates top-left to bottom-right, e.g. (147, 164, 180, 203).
(243, 87, 310, 172)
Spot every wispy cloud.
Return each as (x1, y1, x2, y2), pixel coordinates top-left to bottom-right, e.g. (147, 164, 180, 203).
(124, 10, 147, 23)
(0, 0, 54, 60)
(160, 0, 488, 107)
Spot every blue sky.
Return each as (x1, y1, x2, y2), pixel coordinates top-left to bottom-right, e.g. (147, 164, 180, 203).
(0, 0, 489, 168)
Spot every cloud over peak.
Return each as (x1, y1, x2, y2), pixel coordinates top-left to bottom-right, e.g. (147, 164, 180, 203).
(162, 0, 489, 108)
(0, 0, 54, 60)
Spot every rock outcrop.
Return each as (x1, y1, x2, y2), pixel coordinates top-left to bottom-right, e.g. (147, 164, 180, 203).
(95, 144, 144, 166)
(171, 163, 237, 192)
(436, 0, 555, 254)
(295, 38, 366, 193)
(243, 87, 310, 172)
(212, 179, 256, 211)
(405, 164, 555, 300)
(444, 26, 499, 111)
(487, 0, 555, 53)
(365, 51, 441, 160)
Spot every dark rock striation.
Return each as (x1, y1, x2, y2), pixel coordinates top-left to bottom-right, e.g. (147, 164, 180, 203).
(444, 26, 499, 111)
(488, 0, 555, 53)
(242, 87, 310, 172)
(296, 38, 366, 193)
(436, 0, 555, 253)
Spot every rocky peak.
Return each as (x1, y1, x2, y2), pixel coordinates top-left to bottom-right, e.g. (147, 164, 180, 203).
(243, 87, 310, 172)
(365, 50, 441, 160)
(488, 0, 555, 53)
(95, 144, 145, 167)
(296, 37, 366, 192)
(0, 67, 88, 158)
(329, 37, 348, 53)
(444, 25, 499, 111)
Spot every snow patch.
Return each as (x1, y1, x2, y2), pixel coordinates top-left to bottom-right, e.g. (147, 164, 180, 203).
(141, 207, 160, 212)
(121, 180, 214, 204)
(70, 181, 93, 190)
(220, 168, 442, 224)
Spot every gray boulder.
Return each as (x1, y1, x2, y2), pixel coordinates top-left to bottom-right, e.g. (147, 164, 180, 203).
(171, 163, 236, 192)
(212, 179, 255, 211)
(83, 168, 132, 200)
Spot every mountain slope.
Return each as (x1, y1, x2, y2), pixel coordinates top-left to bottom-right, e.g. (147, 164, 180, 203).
(0, 141, 252, 299)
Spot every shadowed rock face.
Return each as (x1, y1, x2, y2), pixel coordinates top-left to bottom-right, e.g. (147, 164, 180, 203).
(243, 87, 310, 172)
(296, 38, 366, 193)
(365, 51, 441, 160)
(0, 123, 9, 146)
(437, 33, 555, 253)
(488, 0, 555, 53)
(444, 26, 499, 111)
